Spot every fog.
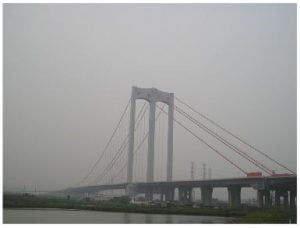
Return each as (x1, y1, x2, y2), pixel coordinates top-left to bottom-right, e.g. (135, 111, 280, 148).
(3, 4, 296, 200)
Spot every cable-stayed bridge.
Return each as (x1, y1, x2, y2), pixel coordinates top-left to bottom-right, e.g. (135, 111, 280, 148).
(62, 87, 296, 208)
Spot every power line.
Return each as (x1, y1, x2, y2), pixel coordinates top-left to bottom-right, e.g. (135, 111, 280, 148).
(175, 96, 295, 175)
(83, 101, 147, 186)
(78, 98, 131, 185)
(175, 105, 273, 175)
(134, 102, 148, 131)
(93, 102, 149, 185)
(92, 138, 128, 184)
(157, 105, 248, 175)
(110, 105, 166, 182)
(111, 132, 149, 184)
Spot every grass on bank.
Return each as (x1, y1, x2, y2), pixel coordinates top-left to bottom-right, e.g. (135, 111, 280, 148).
(3, 193, 296, 224)
(231, 209, 296, 224)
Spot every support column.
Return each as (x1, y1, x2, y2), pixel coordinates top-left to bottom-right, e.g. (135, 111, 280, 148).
(275, 190, 281, 208)
(160, 191, 164, 202)
(201, 186, 213, 206)
(145, 189, 153, 201)
(178, 187, 185, 202)
(228, 186, 241, 208)
(178, 187, 192, 203)
(126, 184, 136, 198)
(147, 100, 156, 183)
(265, 191, 271, 208)
(283, 191, 289, 208)
(185, 188, 193, 203)
(127, 90, 136, 183)
(167, 94, 174, 181)
(257, 190, 264, 208)
(165, 188, 174, 202)
(290, 190, 296, 209)
(178, 188, 182, 202)
(160, 187, 169, 202)
(189, 188, 193, 202)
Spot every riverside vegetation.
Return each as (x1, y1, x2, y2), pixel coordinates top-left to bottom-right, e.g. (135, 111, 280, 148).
(3, 193, 296, 224)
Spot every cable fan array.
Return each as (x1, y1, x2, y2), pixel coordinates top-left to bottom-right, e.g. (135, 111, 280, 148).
(77, 94, 295, 188)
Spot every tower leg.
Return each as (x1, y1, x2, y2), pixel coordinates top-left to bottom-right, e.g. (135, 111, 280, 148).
(127, 90, 136, 183)
(167, 95, 174, 181)
(147, 101, 156, 182)
(145, 189, 153, 201)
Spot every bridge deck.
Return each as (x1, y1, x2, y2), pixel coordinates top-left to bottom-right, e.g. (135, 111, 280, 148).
(63, 175, 296, 195)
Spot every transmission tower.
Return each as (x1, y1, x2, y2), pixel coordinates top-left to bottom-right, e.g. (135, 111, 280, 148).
(190, 162, 195, 180)
(190, 161, 195, 201)
(208, 167, 212, 179)
(203, 163, 207, 180)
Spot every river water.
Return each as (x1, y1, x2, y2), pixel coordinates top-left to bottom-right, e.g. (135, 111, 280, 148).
(4, 209, 233, 224)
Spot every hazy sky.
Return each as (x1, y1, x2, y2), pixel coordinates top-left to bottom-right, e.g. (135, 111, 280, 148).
(4, 4, 296, 199)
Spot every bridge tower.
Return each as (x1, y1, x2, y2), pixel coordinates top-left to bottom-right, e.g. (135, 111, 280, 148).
(127, 86, 174, 183)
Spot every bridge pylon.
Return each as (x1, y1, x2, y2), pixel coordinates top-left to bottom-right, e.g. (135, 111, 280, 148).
(127, 86, 174, 183)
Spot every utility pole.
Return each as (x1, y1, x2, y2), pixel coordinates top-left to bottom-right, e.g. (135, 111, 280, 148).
(190, 162, 194, 180)
(110, 177, 113, 197)
(190, 162, 195, 201)
(203, 163, 207, 180)
(208, 167, 212, 179)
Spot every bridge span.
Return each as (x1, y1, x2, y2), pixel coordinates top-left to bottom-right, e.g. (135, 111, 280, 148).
(63, 175, 296, 209)
(68, 87, 296, 209)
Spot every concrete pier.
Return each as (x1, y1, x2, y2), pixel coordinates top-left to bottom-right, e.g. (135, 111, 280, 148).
(257, 190, 264, 208)
(257, 190, 271, 208)
(201, 186, 213, 206)
(157, 187, 174, 202)
(268, 189, 294, 209)
(145, 189, 153, 201)
(283, 191, 288, 208)
(265, 191, 271, 208)
(290, 190, 296, 209)
(275, 190, 281, 208)
(178, 187, 192, 203)
(228, 186, 241, 208)
(165, 187, 175, 201)
(274, 189, 290, 208)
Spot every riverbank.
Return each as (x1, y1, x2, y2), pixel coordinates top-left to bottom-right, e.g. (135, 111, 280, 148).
(3, 193, 296, 223)
(3, 193, 244, 217)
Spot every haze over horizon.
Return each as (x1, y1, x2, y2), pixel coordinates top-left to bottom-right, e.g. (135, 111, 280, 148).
(3, 4, 296, 200)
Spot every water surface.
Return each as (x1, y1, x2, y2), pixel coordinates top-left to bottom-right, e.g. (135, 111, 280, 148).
(4, 208, 233, 224)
